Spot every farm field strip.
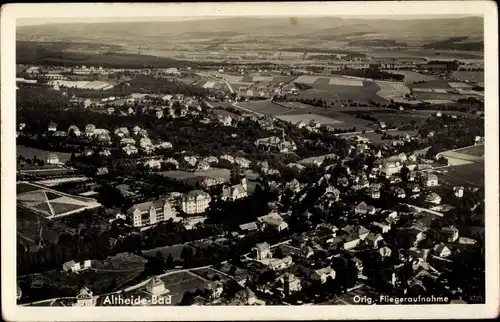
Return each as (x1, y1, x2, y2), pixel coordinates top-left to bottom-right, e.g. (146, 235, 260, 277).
(448, 82, 472, 88)
(276, 113, 345, 125)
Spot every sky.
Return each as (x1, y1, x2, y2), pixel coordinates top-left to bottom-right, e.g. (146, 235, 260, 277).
(17, 14, 481, 26)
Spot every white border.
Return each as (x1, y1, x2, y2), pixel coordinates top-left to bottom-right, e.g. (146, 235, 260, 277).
(2, 2, 499, 321)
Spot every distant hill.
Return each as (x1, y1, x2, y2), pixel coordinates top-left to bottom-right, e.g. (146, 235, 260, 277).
(17, 16, 483, 45)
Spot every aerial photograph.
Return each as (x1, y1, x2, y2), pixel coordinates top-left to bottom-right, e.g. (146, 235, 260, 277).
(15, 13, 485, 307)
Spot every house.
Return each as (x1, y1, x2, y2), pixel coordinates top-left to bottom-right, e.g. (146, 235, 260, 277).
(404, 228, 427, 246)
(342, 234, 361, 250)
(45, 154, 60, 165)
(268, 256, 293, 271)
(368, 184, 381, 199)
(425, 192, 442, 205)
(74, 287, 94, 307)
(62, 259, 92, 273)
(300, 245, 314, 259)
(83, 148, 94, 157)
(114, 127, 130, 138)
(145, 159, 162, 170)
(122, 145, 138, 155)
(196, 160, 210, 171)
(254, 242, 271, 260)
(354, 225, 370, 240)
(280, 273, 302, 295)
(218, 115, 233, 126)
(96, 167, 109, 176)
(296, 121, 306, 129)
(372, 222, 391, 234)
(139, 137, 154, 150)
(53, 130, 68, 137)
(365, 233, 383, 248)
(441, 226, 459, 243)
(231, 287, 263, 305)
(120, 137, 136, 146)
(354, 201, 376, 215)
(433, 243, 452, 258)
(157, 141, 173, 150)
(206, 281, 224, 300)
(422, 173, 439, 187)
(147, 277, 169, 296)
(311, 267, 336, 284)
(127, 199, 178, 227)
(392, 187, 406, 199)
(351, 257, 364, 274)
(48, 121, 57, 132)
(85, 124, 96, 137)
(221, 178, 248, 201)
(379, 246, 392, 259)
(106, 107, 115, 115)
(181, 190, 211, 214)
(183, 156, 198, 167)
(68, 125, 81, 137)
(257, 213, 289, 232)
(99, 149, 112, 157)
(458, 237, 476, 245)
(156, 110, 164, 119)
(239, 222, 258, 232)
(454, 186, 464, 198)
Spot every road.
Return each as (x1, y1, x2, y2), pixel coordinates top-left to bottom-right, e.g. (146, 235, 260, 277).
(402, 204, 444, 217)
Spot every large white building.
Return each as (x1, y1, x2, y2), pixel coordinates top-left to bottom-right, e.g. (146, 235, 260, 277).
(221, 178, 248, 202)
(180, 190, 211, 215)
(126, 199, 178, 227)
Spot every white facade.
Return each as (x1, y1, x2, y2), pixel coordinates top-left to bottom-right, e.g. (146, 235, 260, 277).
(181, 190, 211, 214)
(127, 200, 178, 227)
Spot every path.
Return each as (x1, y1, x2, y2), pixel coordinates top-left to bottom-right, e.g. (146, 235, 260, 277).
(403, 203, 444, 217)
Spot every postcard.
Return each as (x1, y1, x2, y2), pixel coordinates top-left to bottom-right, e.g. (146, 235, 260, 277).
(1, 1, 498, 320)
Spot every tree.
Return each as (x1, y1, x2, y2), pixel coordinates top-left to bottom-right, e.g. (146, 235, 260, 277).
(165, 254, 174, 269)
(400, 166, 410, 182)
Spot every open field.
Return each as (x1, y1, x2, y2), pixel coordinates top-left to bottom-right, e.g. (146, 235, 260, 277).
(452, 71, 484, 83)
(411, 92, 468, 102)
(296, 81, 386, 103)
(438, 163, 484, 187)
(142, 244, 187, 260)
(437, 146, 484, 166)
(158, 168, 231, 182)
(454, 144, 484, 157)
(237, 101, 291, 115)
(342, 110, 429, 128)
(375, 81, 411, 101)
(384, 70, 438, 83)
(17, 145, 73, 163)
(276, 113, 344, 125)
(408, 79, 453, 90)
